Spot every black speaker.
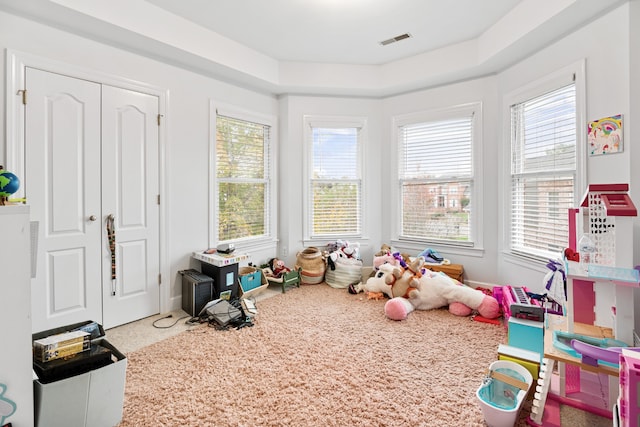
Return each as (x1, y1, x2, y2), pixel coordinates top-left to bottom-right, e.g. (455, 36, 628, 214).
(180, 269, 214, 316)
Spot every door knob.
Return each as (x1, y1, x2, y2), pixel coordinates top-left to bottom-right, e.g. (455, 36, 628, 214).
(89, 215, 97, 221)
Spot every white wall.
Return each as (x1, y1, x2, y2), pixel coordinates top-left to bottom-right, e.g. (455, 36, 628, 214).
(278, 95, 383, 266)
(629, 0, 640, 338)
(1, 9, 637, 424)
(0, 1, 636, 307)
(277, 2, 635, 294)
(496, 3, 633, 292)
(381, 77, 500, 287)
(0, 10, 279, 312)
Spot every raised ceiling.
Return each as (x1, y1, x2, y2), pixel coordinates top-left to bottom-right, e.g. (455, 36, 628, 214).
(145, 0, 522, 66)
(0, 0, 627, 97)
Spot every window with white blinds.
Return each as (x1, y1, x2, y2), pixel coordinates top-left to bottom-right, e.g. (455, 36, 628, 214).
(510, 83, 576, 259)
(216, 114, 270, 242)
(398, 111, 474, 243)
(309, 125, 362, 237)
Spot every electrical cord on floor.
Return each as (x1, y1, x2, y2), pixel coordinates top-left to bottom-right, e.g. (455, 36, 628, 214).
(186, 316, 206, 325)
(152, 314, 191, 329)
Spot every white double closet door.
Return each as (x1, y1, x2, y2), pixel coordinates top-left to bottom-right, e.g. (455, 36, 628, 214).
(26, 67, 160, 332)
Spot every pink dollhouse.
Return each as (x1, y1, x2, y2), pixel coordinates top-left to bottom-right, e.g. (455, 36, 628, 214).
(529, 183, 639, 426)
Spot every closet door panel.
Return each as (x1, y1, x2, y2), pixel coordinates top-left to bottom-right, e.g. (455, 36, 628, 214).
(101, 85, 160, 328)
(26, 67, 102, 333)
(119, 106, 146, 227)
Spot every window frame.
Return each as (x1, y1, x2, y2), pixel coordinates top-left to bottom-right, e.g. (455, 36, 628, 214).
(390, 102, 483, 251)
(302, 115, 367, 242)
(209, 101, 278, 251)
(501, 60, 586, 264)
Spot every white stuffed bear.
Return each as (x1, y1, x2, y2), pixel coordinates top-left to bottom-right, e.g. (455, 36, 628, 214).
(361, 256, 500, 321)
(352, 262, 413, 299)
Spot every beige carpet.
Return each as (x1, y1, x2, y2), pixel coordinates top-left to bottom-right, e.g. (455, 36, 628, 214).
(116, 284, 610, 426)
(106, 286, 283, 354)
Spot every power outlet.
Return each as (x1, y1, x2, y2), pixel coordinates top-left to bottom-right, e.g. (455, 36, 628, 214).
(282, 247, 288, 257)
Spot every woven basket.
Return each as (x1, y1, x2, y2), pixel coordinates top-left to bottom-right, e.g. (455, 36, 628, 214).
(295, 247, 326, 285)
(325, 258, 363, 289)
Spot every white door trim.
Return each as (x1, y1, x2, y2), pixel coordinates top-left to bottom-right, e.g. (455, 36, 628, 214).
(4, 48, 171, 317)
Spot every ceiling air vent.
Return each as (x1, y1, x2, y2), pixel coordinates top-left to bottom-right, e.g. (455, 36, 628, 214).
(379, 33, 412, 46)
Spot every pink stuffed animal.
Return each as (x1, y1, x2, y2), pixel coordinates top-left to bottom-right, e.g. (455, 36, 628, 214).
(373, 252, 400, 270)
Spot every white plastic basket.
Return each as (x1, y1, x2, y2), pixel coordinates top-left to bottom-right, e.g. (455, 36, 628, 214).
(476, 360, 533, 427)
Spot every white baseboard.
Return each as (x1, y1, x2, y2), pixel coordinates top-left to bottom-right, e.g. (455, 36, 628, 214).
(466, 280, 498, 290)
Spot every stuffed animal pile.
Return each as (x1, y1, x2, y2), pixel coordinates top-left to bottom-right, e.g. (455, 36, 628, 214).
(372, 246, 402, 270)
(352, 262, 412, 299)
(354, 256, 500, 321)
(324, 240, 363, 289)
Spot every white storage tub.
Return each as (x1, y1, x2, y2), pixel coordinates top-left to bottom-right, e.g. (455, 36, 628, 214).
(476, 360, 533, 427)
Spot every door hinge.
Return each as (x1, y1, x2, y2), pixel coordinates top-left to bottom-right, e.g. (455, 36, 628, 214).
(157, 114, 163, 126)
(157, 194, 160, 205)
(158, 273, 161, 284)
(17, 89, 27, 105)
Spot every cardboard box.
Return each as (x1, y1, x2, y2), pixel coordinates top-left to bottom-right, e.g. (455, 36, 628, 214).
(424, 263, 464, 282)
(34, 330, 90, 351)
(32, 321, 127, 427)
(33, 330, 91, 362)
(239, 267, 268, 298)
(239, 267, 263, 292)
(35, 339, 91, 363)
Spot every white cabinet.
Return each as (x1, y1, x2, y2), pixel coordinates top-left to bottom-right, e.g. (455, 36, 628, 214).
(0, 205, 34, 426)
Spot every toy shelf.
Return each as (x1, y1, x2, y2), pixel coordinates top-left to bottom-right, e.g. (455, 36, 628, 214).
(588, 264, 640, 284)
(534, 314, 620, 422)
(564, 260, 638, 346)
(543, 314, 618, 377)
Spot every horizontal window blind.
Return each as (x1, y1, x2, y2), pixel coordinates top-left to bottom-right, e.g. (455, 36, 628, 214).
(310, 127, 361, 236)
(510, 84, 576, 258)
(312, 181, 360, 235)
(217, 115, 270, 241)
(401, 118, 472, 180)
(399, 115, 473, 242)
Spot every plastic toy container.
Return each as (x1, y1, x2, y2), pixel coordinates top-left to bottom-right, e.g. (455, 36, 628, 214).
(476, 360, 533, 427)
(32, 321, 126, 427)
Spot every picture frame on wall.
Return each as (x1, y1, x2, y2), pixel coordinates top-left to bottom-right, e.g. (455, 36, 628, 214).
(588, 114, 623, 156)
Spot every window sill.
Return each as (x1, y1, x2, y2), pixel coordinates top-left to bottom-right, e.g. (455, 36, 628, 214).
(302, 236, 371, 249)
(390, 238, 484, 259)
(225, 237, 278, 254)
(502, 251, 552, 273)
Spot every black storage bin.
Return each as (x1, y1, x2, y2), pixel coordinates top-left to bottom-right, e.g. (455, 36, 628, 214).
(200, 262, 239, 299)
(180, 269, 214, 316)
